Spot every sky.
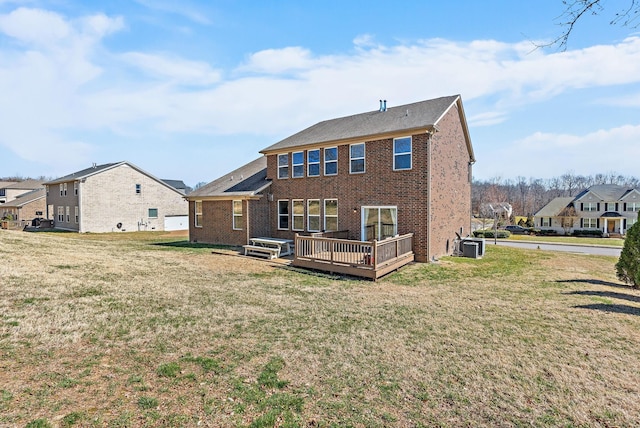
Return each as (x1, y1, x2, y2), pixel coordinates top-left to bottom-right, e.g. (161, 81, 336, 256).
(0, 0, 638, 186)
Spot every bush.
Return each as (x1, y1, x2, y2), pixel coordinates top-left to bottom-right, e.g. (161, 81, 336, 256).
(536, 229, 559, 236)
(616, 222, 640, 288)
(571, 229, 603, 237)
(473, 229, 511, 239)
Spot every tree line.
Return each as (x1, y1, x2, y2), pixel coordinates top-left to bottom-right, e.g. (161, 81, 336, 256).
(472, 171, 640, 217)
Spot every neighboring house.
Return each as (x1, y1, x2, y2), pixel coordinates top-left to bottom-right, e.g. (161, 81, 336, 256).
(44, 161, 188, 233)
(0, 188, 46, 227)
(535, 184, 640, 236)
(0, 179, 44, 204)
(188, 95, 476, 262)
(163, 180, 191, 195)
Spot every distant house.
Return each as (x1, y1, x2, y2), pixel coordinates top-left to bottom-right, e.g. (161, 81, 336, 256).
(0, 188, 46, 228)
(535, 184, 640, 236)
(44, 161, 188, 233)
(0, 179, 44, 204)
(188, 95, 475, 263)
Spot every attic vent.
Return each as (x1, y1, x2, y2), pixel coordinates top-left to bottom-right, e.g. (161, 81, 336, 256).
(379, 99, 387, 112)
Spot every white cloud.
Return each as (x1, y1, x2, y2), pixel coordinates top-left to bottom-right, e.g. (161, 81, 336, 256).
(0, 7, 70, 45)
(120, 52, 222, 85)
(133, 0, 211, 25)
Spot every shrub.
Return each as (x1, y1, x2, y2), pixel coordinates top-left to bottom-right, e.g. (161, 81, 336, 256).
(616, 222, 640, 288)
(536, 229, 558, 236)
(473, 229, 510, 239)
(571, 229, 603, 237)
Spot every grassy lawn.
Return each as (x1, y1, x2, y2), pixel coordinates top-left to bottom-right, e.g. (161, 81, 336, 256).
(1, 230, 639, 427)
(507, 234, 625, 247)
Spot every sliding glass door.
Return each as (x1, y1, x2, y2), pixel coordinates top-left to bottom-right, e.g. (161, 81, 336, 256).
(362, 206, 397, 241)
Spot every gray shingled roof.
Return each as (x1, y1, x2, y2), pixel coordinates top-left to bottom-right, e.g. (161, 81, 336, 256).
(2, 188, 46, 207)
(187, 157, 269, 199)
(2, 179, 44, 190)
(45, 163, 121, 184)
(574, 184, 636, 201)
(534, 197, 575, 217)
(261, 95, 461, 153)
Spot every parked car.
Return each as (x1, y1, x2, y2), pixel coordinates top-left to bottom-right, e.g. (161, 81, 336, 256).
(503, 225, 530, 234)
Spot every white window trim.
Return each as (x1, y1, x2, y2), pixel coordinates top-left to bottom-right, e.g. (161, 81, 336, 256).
(75, 206, 79, 224)
(307, 199, 321, 232)
(361, 205, 398, 241)
(74, 182, 78, 196)
(292, 151, 304, 178)
(307, 149, 320, 177)
(324, 199, 338, 231)
(59, 184, 63, 197)
(63, 183, 67, 196)
(148, 208, 158, 219)
(277, 199, 289, 230)
(232, 200, 243, 230)
(350, 143, 366, 174)
(65, 206, 70, 223)
(194, 201, 203, 228)
(393, 136, 412, 171)
(627, 202, 639, 212)
(292, 199, 305, 231)
(277, 154, 289, 180)
(583, 218, 597, 228)
(324, 147, 338, 176)
(541, 217, 551, 227)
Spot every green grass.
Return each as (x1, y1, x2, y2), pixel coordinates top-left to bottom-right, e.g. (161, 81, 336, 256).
(1, 229, 638, 426)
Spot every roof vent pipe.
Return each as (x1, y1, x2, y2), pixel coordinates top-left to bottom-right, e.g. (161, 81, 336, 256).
(383, 100, 387, 111)
(379, 100, 383, 111)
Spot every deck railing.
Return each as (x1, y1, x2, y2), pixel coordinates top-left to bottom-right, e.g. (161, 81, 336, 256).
(293, 233, 414, 280)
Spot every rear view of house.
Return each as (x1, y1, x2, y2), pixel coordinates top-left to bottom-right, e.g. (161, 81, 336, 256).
(188, 95, 475, 263)
(45, 162, 188, 233)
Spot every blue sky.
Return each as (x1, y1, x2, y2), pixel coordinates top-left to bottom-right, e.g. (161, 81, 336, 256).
(0, 0, 638, 186)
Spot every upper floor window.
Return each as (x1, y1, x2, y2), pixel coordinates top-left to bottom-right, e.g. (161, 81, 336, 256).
(583, 202, 597, 212)
(324, 199, 338, 231)
(292, 151, 304, 178)
(278, 200, 289, 229)
(324, 147, 338, 176)
(350, 143, 365, 174)
(148, 208, 158, 218)
(194, 201, 203, 227)
(627, 202, 640, 212)
(307, 199, 320, 231)
(135, 184, 141, 194)
(75, 206, 79, 223)
(0, 189, 5, 197)
(393, 137, 412, 170)
(63, 183, 68, 196)
(74, 182, 78, 195)
(292, 199, 304, 231)
(605, 202, 617, 211)
(278, 154, 289, 179)
(308, 149, 320, 177)
(59, 183, 64, 196)
(232, 200, 243, 230)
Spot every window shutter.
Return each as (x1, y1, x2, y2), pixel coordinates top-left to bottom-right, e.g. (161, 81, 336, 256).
(580, 218, 583, 228)
(624, 219, 627, 229)
(597, 219, 600, 228)
(624, 203, 627, 211)
(615, 203, 619, 211)
(580, 203, 584, 211)
(597, 203, 600, 211)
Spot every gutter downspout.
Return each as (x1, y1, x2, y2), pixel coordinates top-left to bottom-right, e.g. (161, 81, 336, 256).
(245, 199, 250, 246)
(426, 128, 433, 262)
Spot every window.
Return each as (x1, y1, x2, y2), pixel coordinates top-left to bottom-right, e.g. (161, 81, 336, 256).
(63, 183, 68, 196)
(583, 218, 597, 228)
(628, 218, 637, 228)
(65, 206, 70, 223)
(363, 206, 398, 241)
(278, 154, 289, 179)
(194, 201, 203, 227)
(59, 184, 63, 196)
(583, 202, 597, 212)
(606, 202, 617, 211)
(232, 200, 243, 230)
(308, 149, 320, 177)
(292, 151, 304, 178)
(148, 208, 158, 218)
(0, 189, 5, 197)
(393, 137, 412, 170)
(626, 202, 639, 212)
(350, 143, 365, 174)
(135, 184, 141, 194)
(292, 200, 304, 231)
(74, 182, 78, 196)
(278, 200, 289, 229)
(307, 200, 320, 231)
(57, 206, 64, 222)
(324, 147, 338, 176)
(541, 217, 551, 227)
(75, 206, 79, 223)
(324, 199, 338, 231)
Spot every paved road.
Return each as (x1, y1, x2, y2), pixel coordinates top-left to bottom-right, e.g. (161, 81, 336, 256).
(493, 240, 622, 257)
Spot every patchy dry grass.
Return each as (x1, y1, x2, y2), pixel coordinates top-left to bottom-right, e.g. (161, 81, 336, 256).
(1, 230, 639, 427)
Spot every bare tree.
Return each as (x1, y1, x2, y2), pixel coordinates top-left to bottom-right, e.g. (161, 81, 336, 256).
(545, 1, 640, 50)
(558, 204, 579, 235)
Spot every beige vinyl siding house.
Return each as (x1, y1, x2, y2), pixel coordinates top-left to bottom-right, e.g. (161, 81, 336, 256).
(45, 162, 188, 233)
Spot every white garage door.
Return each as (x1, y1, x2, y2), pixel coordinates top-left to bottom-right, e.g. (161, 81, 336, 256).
(164, 215, 188, 231)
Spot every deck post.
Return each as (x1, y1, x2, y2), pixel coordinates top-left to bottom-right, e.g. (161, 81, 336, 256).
(372, 240, 378, 268)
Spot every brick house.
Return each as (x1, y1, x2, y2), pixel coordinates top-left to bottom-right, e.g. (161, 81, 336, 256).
(188, 95, 475, 263)
(0, 188, 46, 229)
(44, 161, 188, 233)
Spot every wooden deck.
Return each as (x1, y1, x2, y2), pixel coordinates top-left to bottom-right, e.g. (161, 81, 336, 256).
(292, 233, 414, 280)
